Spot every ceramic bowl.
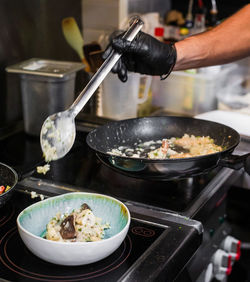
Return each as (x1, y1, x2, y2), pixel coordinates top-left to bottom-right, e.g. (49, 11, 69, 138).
(17, 192, 130, 266)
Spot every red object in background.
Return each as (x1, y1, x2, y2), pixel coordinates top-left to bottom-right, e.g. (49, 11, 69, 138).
(222, 236, 241, 262)
(198, 0, 204, 8)
(226, 255, 232, 275)
(235, 240, 241, 261)
(154, 27, 164, 37)
(0, 185, 5, 194)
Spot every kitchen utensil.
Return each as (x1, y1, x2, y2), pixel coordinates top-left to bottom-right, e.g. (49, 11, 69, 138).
(88, 50, 104, 72)
(17, 192, 130, 266)
(40, 17, 144, 162)
(62, 17, 91, 72)
(83, 43, 102, 72)
(86, 116, 250, 180)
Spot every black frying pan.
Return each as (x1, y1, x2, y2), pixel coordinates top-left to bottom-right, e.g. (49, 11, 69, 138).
(0, 159, 46, 208)
(86, 116, 250, 180)
(0, 162, 18, 208)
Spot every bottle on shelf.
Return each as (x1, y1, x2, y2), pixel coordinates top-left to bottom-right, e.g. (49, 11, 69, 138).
(207, 0, 219, 28)
(185, 0, 194, 28)
(194, 0, 206, 33)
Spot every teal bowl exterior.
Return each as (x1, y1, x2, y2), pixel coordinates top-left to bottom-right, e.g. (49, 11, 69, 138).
(17, 192, 130, 265)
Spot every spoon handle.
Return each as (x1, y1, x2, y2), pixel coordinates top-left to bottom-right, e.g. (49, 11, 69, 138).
(69, 16, 144, 116)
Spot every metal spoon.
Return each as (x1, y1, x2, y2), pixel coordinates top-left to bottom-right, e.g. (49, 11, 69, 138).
(40, 17, 144, 162)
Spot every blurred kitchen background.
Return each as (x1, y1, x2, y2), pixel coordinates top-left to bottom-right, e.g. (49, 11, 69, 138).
(1, 0, 250, 134)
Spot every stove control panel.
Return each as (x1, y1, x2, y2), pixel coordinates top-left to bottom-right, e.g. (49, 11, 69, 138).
(202, 235, 241, 282)
(221, 235, 241, 261)
(212, 249, 232, 281)
(199, 249, 232, 282)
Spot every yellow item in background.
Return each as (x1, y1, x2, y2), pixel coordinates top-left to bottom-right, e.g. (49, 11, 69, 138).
(179, 27, 190, 36)
(62, 17, 91, 72)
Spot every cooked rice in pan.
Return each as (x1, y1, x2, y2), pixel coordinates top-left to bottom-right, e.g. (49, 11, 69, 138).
(107, 134, 223, 159)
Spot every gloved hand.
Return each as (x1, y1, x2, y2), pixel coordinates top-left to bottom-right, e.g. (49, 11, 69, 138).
(103, 31, 177, 82)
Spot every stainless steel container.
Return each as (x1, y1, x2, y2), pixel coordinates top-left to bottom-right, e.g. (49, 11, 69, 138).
(6, 58, 84, 136)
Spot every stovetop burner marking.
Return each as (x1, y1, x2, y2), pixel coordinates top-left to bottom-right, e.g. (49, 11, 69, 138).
(0, 204, 15, 227)
(131, 226, 156, 237)
(0, 226, 132, 281)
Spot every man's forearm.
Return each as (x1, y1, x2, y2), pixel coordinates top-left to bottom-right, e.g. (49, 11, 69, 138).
(174, 4, 250, 70)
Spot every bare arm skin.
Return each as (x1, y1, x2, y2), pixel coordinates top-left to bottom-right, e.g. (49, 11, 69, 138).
(174, 4, 250, 70)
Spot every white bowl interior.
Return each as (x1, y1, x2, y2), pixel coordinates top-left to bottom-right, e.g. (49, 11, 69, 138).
(18, 192, 129, 239)
(17, 192, 130, 265)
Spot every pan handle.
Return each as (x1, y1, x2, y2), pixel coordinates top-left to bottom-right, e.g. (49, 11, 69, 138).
(16, 159, 47, 181)
(218, 153, 250, 175)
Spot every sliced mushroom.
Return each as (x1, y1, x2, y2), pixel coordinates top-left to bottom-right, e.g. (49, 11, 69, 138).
(60, 215, 76, 239)
(81, 203, 91, 210)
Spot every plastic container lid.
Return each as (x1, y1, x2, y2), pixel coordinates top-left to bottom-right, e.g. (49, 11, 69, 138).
(6, 58, 84, 78)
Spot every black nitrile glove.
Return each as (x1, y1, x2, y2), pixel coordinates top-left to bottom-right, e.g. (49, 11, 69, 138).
(103, 31, 177, 82)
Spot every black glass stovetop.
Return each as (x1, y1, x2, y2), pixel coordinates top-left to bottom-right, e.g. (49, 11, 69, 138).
(0, 192, 167, 282)
(0, 128, 223, 213)
(0, 188, 203, 282)
(0, 127, 205, 281)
